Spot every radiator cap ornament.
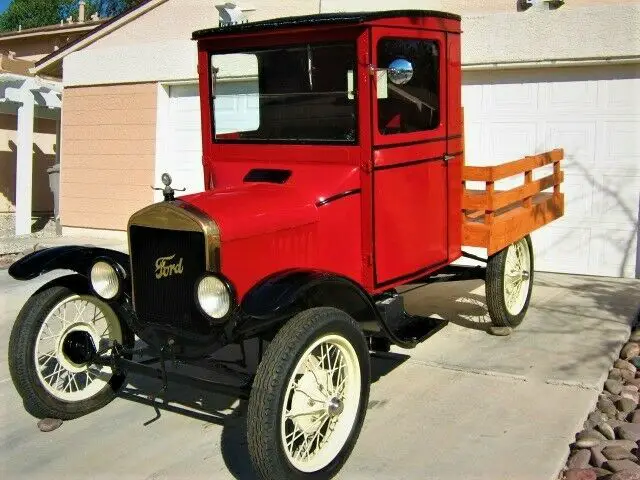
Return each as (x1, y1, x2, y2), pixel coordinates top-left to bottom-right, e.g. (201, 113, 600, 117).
(152, 172, 185, 201)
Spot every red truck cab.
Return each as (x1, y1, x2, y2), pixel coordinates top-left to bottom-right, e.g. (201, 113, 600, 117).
(189, 10, 463, 298)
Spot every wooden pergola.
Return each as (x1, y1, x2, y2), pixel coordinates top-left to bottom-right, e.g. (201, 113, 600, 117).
(0, 73, 61, 235)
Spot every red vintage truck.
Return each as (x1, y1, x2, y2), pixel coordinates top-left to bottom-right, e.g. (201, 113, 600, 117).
(8, 10, 564, 479)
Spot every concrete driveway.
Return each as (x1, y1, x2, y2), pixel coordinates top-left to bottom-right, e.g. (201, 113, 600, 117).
(0, 269, 638, 480)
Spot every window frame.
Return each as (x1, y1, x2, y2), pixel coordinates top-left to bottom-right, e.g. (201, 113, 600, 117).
(371, 28, 447, 146)
(208, 40, 360, 146)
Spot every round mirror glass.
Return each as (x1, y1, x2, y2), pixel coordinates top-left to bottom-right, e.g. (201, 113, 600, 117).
(387, 58, 413, 85)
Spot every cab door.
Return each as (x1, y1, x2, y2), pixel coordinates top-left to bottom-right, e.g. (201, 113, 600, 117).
(371, 29, 449, 286)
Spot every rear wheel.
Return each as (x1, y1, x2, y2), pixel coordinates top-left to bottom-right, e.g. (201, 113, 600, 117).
(247, 307, 370, 479)
(8, 276, 133, 420)
(486, 235, 534, 328)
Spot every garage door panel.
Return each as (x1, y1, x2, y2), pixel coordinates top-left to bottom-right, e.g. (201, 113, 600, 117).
(595, 175, 640, 224)
(531, 226, 592, 275)
(482, 82, 538, 113)
(539, 80, 598, 112)
(589, 228, 638, 278)
(544, 121, 597, 167)
(598, 76, 640, 113)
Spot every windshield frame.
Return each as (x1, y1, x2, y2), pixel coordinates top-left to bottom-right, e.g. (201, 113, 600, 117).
(207, 38, 360, 146)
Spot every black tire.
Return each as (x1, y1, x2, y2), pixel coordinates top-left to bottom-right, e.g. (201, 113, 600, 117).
(247, 307, 370, 479)
(8, 275, 133, 420)
(486, 235, 534, 328)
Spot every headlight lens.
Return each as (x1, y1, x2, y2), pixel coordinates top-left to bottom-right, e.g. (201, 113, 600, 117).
(196, 276, 231, 319)
(90, 261, 120, 300)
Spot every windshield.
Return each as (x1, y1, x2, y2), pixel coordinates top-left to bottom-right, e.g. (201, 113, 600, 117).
(211, 42, 357, 144)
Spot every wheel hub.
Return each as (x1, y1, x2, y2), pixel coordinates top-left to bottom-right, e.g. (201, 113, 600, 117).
(62, 330, 97, 366)
(327, 397, 343, 417)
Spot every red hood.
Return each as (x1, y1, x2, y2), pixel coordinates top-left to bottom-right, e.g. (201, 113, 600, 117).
(180, 184, 318, 242)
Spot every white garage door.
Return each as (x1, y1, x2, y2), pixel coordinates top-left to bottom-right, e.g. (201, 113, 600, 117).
(157, 81, 258, 198)
(462, 64, 640, 278)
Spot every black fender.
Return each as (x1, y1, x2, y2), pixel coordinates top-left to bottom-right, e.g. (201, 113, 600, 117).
(8, 246, 130, 283)
(235, 269, 412, 347)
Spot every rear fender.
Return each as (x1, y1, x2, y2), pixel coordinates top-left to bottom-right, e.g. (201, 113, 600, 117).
(235, 270, 383, 339)
(8, 246, 130, 285)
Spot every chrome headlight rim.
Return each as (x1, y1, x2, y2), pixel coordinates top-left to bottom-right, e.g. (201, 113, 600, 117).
(194, 273, 235, 323)
(89, 258, 125, 301)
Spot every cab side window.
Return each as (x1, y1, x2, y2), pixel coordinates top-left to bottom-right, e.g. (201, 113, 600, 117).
(377, 38, 439, 135)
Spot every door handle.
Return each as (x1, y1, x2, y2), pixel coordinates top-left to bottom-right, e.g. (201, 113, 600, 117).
(443, 154, 456, 162)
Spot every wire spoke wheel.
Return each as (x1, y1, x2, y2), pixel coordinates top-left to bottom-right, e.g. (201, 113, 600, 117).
(486, 235, 535, 328)
(9, 276, 132, 420)
(34, 295, 122, 402)
(503, 239, 531, 316)
(281, 335, 360, 472)
(247, 307, 370, 479)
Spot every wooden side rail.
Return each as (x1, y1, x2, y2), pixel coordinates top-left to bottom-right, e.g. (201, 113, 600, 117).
(462, 148, 565, 255)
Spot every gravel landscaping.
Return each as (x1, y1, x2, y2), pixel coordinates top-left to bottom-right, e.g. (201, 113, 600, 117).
(562, 327, 640, 480)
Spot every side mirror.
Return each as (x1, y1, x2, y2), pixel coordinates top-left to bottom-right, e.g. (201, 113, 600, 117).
(387, 58, 413, 85)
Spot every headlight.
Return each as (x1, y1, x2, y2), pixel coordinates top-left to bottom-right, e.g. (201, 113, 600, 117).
(90, 261, 120, 300)
(196, 275, 231, 319)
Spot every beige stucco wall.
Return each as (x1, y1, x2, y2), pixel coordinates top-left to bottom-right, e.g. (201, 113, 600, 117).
(0, 31, 90, 62)
(60, 83, 157, 230)
(0, 113, 57, 213)
(321, 0, 639, 15)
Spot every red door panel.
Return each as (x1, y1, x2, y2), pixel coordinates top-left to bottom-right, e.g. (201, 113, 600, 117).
(374, 159, 447, 283)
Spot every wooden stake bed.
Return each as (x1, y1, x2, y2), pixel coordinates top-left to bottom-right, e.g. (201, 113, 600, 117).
(462, 149, 565, 255)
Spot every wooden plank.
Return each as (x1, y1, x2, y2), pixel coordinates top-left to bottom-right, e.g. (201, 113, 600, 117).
(463, 149, 564, 182)
(462, 193, 565, 254)
(486, 193, 565, 254)
(462, 171, 564, 211)
(462, 221, 490, 248)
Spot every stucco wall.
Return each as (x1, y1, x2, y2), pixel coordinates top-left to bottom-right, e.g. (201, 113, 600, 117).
(63, 1, 640, 87)
(0, 32, 88, 62)
(0, 113, 57, 213)
(60, 83, 157, 230)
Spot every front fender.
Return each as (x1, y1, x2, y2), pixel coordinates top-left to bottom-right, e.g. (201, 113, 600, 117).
(8, 246, 130, 281)
(236, 270, 383, 339)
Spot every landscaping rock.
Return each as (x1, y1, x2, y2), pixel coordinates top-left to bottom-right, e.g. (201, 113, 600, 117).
(599, 397, 619, 416)
(610, 368, 624, 381)
(37, 418, 63, 432)
(631, 331, 640, 342)
(568, 449, 593, 469)
(488, 325, 512, 336)
(615, 359, 637, 375)
(617, 398, 638, 414)
(606, 459, 640, 473)
(630, 411, 640, 423)
(621, 343, 640, 361)
(597, 422, 616, 440)
(602, 439, 637, 450)
(609, 419, 627, 429)
(577, 430, 607, 448)
(590, 410, 608, 426)
(564, 468, 597, 480)
(591, 447, 608, 468)
(607, 380, 625, 395)
(629, 378, 640, 389)
(622, 370, 636, 382)
(622, 392, 640, 405)
(624, 385, 640, 394)
(631, 357, 640, 370)
(611, 471, 640, 480)
(602, 446, 637, 461)
(617, 423, 640, 441)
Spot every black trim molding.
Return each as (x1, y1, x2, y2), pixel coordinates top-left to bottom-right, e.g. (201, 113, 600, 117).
(316, 189, 362, 207)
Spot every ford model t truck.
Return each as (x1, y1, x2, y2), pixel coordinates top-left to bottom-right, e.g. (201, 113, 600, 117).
(7, 10, 564, 479)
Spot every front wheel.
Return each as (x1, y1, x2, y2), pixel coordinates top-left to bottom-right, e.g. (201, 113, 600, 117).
(485, 235, 534, 328)
(8, 275, 133, 420)
(247, 307, 370, 479)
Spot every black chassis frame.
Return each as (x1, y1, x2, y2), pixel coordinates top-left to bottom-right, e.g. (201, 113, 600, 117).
(9, 246, 486, 399)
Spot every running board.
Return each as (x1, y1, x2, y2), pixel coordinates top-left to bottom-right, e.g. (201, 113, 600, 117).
(375, 293, 448, 348)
